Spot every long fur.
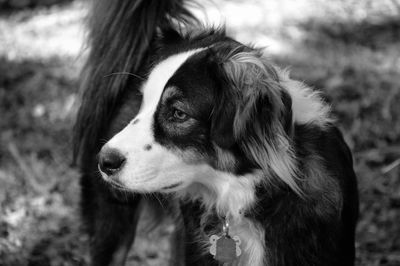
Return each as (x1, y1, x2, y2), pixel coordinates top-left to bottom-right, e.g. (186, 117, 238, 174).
(221, 49, 301, 194)
(74, 1, 359, 266)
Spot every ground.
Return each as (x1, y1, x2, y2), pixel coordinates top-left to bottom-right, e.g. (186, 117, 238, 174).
(0, 0, 399, 265)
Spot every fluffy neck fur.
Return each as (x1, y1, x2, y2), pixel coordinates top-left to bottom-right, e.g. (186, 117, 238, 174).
(177, 167, 266, 266)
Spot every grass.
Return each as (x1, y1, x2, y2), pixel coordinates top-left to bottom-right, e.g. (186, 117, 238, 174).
(0, 0, 399, 265)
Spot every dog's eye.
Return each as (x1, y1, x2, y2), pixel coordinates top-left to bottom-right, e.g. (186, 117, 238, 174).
(173, 108, 188, 121)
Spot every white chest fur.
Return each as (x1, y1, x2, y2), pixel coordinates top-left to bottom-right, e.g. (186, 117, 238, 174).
(178, 169, 266, 266)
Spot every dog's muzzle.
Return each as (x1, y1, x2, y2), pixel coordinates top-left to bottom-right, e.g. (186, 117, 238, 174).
(98, 146, 126, 176)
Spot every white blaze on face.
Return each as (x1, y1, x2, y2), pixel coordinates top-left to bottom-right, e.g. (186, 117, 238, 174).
(103, 49, 209, 192)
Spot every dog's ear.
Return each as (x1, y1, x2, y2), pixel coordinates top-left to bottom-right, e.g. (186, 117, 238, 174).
(211, 48, 294, 146)
(211, 48, 300, 193)
(208, 48, 238, 149)
(210, 86, 237, 149)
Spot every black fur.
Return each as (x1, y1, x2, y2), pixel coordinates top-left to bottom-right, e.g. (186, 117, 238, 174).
(74, 0, 358, 265)
(249, 124, 358, 266)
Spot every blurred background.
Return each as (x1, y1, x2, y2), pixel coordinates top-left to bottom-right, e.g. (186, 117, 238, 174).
(0, 0, 399, 265)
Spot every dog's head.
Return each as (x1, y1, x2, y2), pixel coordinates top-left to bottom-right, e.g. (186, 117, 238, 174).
(98, 42, 300, 195)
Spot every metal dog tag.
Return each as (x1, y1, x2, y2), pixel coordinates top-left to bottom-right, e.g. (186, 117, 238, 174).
(209, 234, 241, 263)
(209, 216, 241, 264)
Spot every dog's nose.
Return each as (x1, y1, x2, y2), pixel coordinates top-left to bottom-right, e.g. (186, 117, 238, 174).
(98, 147, 126, 176)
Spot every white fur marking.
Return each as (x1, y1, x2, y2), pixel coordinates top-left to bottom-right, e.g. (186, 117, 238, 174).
(279, 70, 332, 126)
(140, 50, 203, 116)
(104, 49, 206, 192)
(178, 170, 266, 266)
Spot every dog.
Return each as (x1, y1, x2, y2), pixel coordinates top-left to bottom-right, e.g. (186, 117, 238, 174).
(73, 0, 359, 265)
